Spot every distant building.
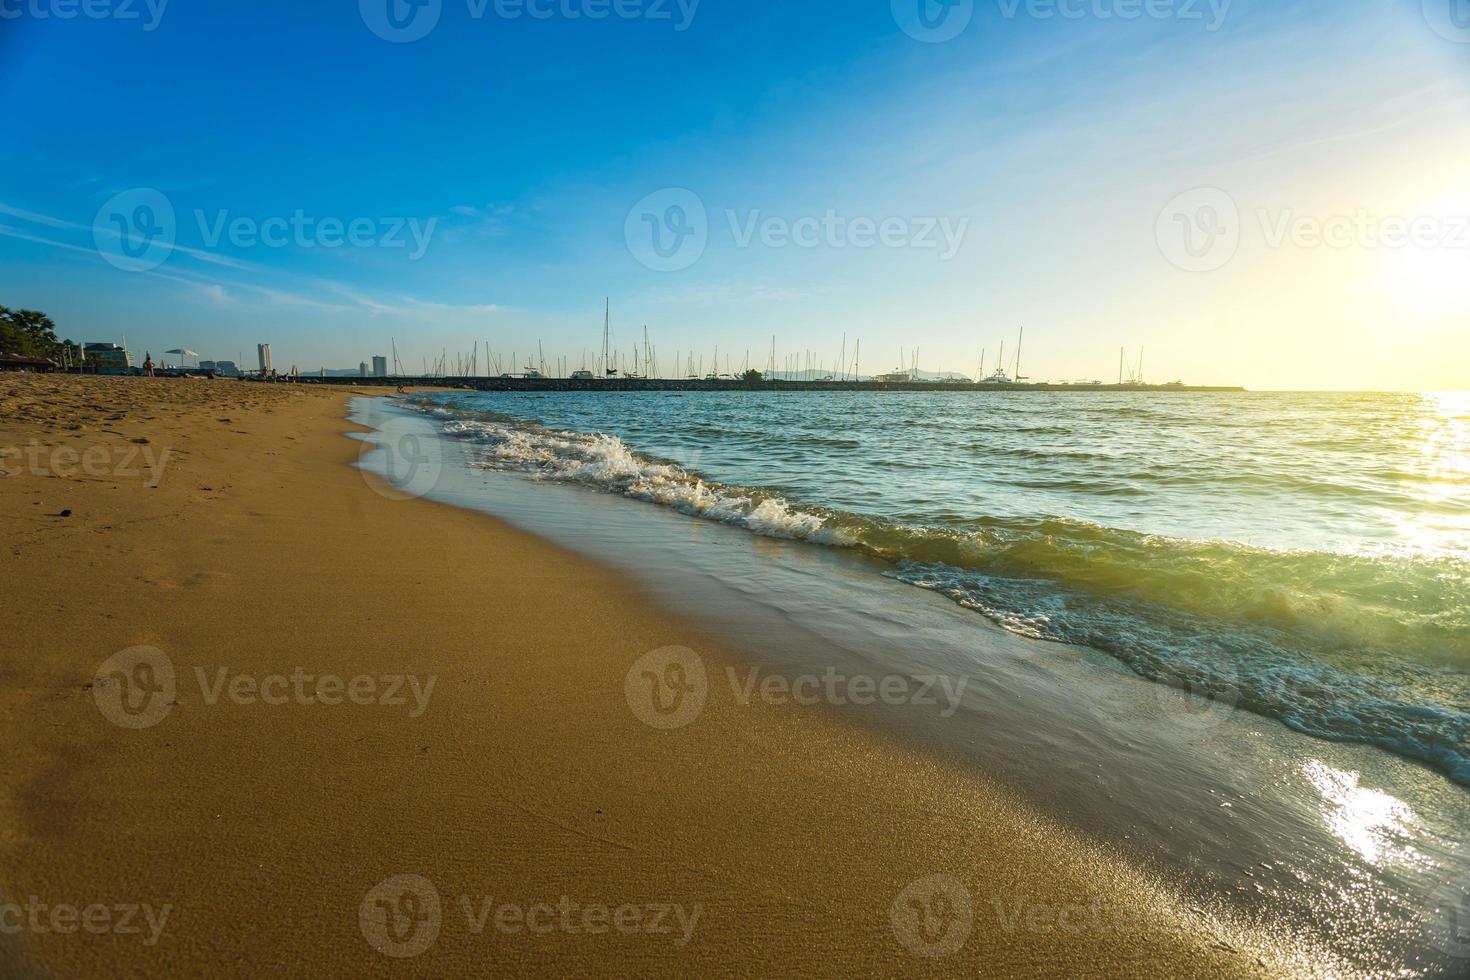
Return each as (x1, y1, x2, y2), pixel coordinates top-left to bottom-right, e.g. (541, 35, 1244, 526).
(359, 362, 370, 377)
(214, 360, 240, 377)
(85, 342, 132, 374)
(372, 355, 389, 378)
(257, 343, 272, 373)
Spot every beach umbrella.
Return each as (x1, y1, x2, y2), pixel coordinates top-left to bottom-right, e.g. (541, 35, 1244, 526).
(165, 348, 199, 368)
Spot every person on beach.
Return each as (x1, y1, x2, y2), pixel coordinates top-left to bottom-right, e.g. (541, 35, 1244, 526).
(143, 353, 154, 377)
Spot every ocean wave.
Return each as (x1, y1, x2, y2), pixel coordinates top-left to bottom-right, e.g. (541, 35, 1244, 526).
(887, 561, 1469, 785)
(438, 415, 852, 545)
(418, 401, 1470, 785)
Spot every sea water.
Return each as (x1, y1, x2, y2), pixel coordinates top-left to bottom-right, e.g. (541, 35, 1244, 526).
(410, 389, 1470, 786)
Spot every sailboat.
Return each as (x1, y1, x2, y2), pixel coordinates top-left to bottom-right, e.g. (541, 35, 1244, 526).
(983, 327, 1027, 384)
(982, 340, 1012, 383)
(601, 299, 618, 379)
(622, 327, 652, 379)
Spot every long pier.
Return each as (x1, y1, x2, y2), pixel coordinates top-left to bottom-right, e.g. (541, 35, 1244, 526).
(302, 376, 1245, 394)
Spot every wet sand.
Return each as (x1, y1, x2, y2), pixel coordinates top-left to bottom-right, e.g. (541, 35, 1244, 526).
(0, 374, 1283, 976)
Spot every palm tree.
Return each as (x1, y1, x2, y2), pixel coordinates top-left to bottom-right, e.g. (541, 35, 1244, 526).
(0, 306, 18, 355)
(0, 306, 62, 359)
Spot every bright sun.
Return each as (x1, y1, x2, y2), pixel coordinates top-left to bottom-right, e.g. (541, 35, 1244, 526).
(1378, 191, 1470, 315)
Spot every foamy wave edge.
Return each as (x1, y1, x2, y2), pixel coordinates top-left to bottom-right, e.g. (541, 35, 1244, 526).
(436, 414, 857, 546)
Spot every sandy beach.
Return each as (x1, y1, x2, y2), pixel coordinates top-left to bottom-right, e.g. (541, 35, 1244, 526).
(0, 374, 1287, 977)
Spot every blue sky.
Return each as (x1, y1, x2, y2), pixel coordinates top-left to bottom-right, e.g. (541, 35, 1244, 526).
(1, 0, 1468, 387)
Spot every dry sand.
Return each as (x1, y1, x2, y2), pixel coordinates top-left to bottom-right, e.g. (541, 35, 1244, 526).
(0, 374, 1287, 977)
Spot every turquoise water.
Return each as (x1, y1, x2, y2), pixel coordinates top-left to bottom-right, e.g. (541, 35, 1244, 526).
(413, 390, 1470, 785)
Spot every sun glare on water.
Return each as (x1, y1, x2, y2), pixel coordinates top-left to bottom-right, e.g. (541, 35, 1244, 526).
(1417, 392, 1470, 486)
(1388, 392, 1470, 558)
(1301, 761, 1425, 869)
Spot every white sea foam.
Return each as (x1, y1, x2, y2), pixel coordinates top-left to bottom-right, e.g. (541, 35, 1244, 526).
(439, 417, 845, 544)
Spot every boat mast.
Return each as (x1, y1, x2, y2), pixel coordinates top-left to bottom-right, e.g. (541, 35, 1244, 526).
(603, 298, 619, 377)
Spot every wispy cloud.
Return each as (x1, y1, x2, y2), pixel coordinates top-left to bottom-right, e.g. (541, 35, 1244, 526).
(0, 203, 75, 230)
(196, 283, 231, 304)
(0, 227, 302, 312)
(0, 224, 103, 256)
(246, 284, 358, 312)
(321, 283, 499, 318)
(448, 203, 516, 219)
(2, 200, 503, 321)
(0, 199, 249, 270)
(395, 295, 500, 315)
(648, 281, 829, 305)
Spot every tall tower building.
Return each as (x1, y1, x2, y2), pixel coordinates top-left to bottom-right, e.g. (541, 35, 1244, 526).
(372, 355, 389, 378)
(257, 343, 272, 373)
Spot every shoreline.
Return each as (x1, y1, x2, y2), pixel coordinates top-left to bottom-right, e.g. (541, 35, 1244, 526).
(361, 393, 1470, 977)
(2, 375, 1300, 976)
